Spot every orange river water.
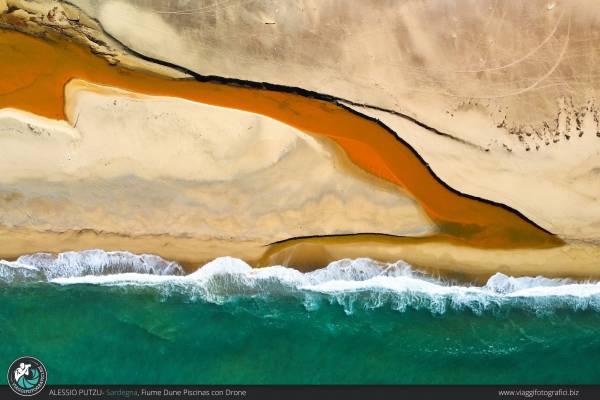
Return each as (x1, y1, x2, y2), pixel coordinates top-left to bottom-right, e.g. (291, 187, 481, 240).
(0, 28, 563, 250)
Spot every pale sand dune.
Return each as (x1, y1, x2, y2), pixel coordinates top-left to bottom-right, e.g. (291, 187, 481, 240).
(56, 0, 600, 241)
(347, 104, 600, 241)
(0, 80, 435, 244)
(73, 0, 600, 136)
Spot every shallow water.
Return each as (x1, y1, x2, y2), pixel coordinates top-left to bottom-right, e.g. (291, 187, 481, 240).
(1, 251, 600, 384)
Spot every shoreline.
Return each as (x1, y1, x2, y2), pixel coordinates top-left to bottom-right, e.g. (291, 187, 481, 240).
(1, 227, 598, 282)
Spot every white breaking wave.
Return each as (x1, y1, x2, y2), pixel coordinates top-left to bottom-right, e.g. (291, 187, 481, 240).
(0, 249, 184, 283)
(2, 252, 600, 313)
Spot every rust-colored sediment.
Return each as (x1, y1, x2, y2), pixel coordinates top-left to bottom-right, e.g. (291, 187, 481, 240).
(0, 29, 562, 249)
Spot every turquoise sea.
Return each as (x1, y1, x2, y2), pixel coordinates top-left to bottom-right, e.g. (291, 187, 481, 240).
(2, 250, 600, 384)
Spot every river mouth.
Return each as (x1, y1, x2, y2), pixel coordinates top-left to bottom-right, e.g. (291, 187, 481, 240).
(0, 28, 561, 255)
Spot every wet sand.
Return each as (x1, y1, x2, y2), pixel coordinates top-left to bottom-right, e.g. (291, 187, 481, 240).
(0, 226, 598, 281)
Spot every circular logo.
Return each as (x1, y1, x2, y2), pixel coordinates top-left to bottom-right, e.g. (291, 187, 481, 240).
(7, 356, 47, 396)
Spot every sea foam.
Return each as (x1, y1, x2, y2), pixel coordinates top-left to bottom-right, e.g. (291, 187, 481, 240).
(2, 251, 600, 314)
(0, 249, 184, 283)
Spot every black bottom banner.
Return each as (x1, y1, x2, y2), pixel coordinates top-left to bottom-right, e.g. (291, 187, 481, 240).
(1, 385, 599, 400)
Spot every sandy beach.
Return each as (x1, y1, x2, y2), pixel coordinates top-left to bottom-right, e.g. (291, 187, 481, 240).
(0, 1, 598, 281)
